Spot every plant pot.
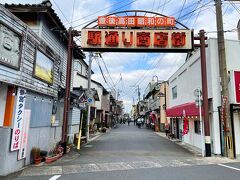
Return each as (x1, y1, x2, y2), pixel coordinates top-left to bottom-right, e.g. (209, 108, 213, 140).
(34, 157, 42, 165)
(45, 155, 59, 164)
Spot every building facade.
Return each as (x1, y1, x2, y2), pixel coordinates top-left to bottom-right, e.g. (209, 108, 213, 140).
(167, 38, 240, 158)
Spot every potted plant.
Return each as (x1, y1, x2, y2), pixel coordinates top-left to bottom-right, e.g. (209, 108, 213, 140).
(45, 144, 64, 164)
(31, 147, 42, 165)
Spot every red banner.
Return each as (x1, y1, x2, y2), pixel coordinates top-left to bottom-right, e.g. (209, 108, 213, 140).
(234, 71, 240, 103)
(182, 117, 188, 136)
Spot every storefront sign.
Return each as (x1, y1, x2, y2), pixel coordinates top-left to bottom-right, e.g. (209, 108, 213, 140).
(98, 16, 175, 27)
(81, 29, 193, 52)
(11, 88, 26, 151)
(234, 71, 240, 103)
(0, 23, 21, 69)
(18, 110, 31, 160)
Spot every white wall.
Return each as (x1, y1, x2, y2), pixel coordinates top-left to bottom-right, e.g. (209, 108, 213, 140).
(169, 50, 202, 107)
(0, 83, 8, 126)
(234, 112, 240, 157)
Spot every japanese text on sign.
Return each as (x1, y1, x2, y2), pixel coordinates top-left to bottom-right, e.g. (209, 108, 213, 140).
(98, 16, 175, 27)
(11, 88, 26, 151)
(81, 29, 192, 52)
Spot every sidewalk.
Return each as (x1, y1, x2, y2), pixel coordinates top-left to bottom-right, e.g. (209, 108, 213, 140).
(1, 128, 112, 179)
(155, 132, 202, 157)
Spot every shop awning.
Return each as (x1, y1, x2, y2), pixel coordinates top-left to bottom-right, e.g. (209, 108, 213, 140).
(166, 102, 201, 117)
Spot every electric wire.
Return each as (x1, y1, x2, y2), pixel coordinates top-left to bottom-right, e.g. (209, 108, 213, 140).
(70, 0, 76, 26)
(73, 0, 139, 28)
(177, 0, 187, 20)
(64, 0, 129, 26)
(52, 0, 70, 24)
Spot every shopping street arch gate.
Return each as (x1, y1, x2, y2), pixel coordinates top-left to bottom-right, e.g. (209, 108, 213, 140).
(79, 10, 211, 156)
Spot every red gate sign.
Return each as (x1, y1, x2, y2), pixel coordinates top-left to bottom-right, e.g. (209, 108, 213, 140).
(234, 71, 240, 103)
(81, 29, 193, 52)
(98, 16, 175, 27)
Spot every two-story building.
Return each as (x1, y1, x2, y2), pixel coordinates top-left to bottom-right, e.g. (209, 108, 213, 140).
(167, 38, 240, 158)
(0, 1, 86, 175)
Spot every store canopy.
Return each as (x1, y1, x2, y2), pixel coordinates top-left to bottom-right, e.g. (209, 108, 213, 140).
(166, 102, 202, 117)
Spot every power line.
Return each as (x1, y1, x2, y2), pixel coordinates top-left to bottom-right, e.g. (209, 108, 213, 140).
(151, 0, 156, 12)
(73, 0, 139, 28)
(177, 0, 187, 20)
(52, 0, 70, 24)
(99, 55, 117, 91)
(64, 0, 129, 26)
(70, 0, 76, 26)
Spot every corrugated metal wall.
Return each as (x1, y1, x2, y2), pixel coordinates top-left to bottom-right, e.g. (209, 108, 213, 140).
(68, 107, 81, 125)
(25, 91, 52, 127)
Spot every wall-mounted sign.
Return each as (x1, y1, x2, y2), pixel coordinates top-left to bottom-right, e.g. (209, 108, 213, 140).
(0, 23, 21, 69)
(229, 70, 240, 104)
(33, 50, 54, 84)
(18, 109, 31, 160)
(234, 71, 240, 103)
(11, 88, 26, 151)
(81, 29, 193, 52)
(98, 16, 175, 27)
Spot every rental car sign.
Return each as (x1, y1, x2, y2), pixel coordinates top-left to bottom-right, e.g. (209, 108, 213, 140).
(81, 16, 193, 52)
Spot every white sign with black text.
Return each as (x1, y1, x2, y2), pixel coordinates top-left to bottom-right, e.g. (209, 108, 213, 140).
(11, 88, 26, 151)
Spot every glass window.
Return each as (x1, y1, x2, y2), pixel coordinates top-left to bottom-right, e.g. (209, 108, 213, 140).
(172, 86, 177, 99)
(194, 120, 201, 134)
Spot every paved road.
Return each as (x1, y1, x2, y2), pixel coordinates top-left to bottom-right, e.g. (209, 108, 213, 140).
(6, 123, 240, 180)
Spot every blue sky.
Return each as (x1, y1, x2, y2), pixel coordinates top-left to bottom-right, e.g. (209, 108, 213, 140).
(2, 0, 240, 112)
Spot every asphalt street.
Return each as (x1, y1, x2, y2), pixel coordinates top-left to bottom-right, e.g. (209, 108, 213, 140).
(6, 123, 240, 180)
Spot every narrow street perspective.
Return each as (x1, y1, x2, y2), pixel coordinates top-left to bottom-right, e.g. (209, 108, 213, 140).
(9, 124, 240, 180)
(1, 0, 240, 180)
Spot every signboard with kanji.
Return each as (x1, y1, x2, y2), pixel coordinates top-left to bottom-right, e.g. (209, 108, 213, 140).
(98, 16, 175, 28)
(234, 71, 240, 103)
(11, 88, 26, 151)
(81, 29, 193, 52)
(18, 110, 31, 160)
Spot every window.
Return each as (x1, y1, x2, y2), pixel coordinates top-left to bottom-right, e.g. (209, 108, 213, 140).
(194, 120, 201, 134)
(172, 86, 177, 99)
(74, 61, 82, 75)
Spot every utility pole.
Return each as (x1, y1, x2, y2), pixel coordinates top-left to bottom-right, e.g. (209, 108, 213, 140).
(215, 0, 234, 158)
(62, 27, 73, 154)
(86, 52, 93, 142)
(137, 85, 140, 102)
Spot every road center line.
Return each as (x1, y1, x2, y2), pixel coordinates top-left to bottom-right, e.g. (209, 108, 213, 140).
(49, 175, 61, 180)
(218, 164, 240, 172)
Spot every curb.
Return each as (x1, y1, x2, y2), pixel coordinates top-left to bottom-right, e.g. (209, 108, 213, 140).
(155, 132, 202, 157)
(82, 128, 112, 147)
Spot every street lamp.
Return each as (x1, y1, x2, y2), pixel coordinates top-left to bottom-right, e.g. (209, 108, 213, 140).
(194, 88, 204, 157)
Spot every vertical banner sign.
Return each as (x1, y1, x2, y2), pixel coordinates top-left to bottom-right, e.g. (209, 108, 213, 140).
(18, 110, 31, 160)
(234, 71, 240, 103)
(11, 88, 26, 151)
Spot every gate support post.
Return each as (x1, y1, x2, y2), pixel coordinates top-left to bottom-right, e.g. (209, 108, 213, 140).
(194, 30, 211, 157)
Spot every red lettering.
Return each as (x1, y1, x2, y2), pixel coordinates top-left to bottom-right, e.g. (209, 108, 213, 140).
(105, 31, 119, 46)
(13, 142, 19, 149)
(137, 32, 150, 47)
(15, 129, 20, 135)
(87, 31, 101, 46)
(171, 32, 186, 47)
(154, 32, 168, 47)
(122, 32, 133, 47)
